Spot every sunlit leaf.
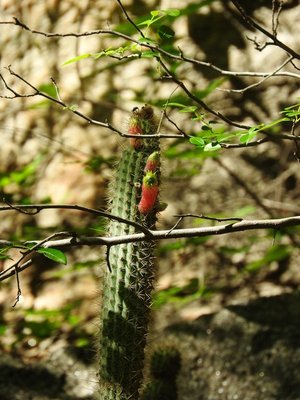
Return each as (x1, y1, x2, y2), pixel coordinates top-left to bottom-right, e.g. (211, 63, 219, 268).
(164, 8, 180, 17)
(63, 53, 91, 66)
(180, 106, 198, 113)
(141, 50, 160, 58)
(150, 10, 162, 17)
(189, 137, 205, 147)
(204, 142, 221, 151)
(37, 248, 67, 264)
(38, 83, 57, 98)
(239, 128, 257, 144)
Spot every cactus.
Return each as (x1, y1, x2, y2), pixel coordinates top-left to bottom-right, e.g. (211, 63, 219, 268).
(98, 105, 160, 399)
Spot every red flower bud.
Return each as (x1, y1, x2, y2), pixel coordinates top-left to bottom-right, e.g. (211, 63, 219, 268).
(144, 151, 160, 173)
(138, 172, 159, 215)
(128, 115, 143, 149)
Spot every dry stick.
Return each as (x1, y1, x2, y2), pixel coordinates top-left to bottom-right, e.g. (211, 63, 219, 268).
(0, 68, 179, 139)
(1, 18, 299, 79)
(214, 158, 299, 247)
(0, 215, 299, 281)
(231, 0, 300, 60)
(0, 202, 153, 237)
(218, 55, 294, 94)
(10, 231, 73, 306)
(271, 0, 284, 37)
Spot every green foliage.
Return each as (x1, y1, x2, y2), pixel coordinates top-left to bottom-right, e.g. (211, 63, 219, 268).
(138, 9, 180, 29)
(0, 247, 13, 261)
(61, 2, 299, 156)
(37, 248, 68, 265)
(13, 304, 90, 346)
(153, 278, 212, 309)
(0, 157, 41, 189)
(281, 102, 300, 119)
(244, 244, 291, 273)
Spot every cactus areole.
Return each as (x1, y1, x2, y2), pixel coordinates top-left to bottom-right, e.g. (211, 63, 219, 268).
(98, 105, 160, 399)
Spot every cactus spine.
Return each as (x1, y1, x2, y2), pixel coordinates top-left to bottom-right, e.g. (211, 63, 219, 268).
(98, 106, 160, 399)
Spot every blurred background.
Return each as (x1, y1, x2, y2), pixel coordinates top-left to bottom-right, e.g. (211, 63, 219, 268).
(0, 1, 299, 399)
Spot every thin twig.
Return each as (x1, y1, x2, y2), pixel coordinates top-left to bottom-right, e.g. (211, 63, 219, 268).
(1, 201, 154, 237)
(116, 0, 145, 38)
(1, 17, 299, 79)
(173, 214, 243, 223)
(106, 245, 112, 273)
(271, 0, 284, 37)
(231, 0, 300, 60)
(0, 68, 182, 140)
(218, 56, 294, 93)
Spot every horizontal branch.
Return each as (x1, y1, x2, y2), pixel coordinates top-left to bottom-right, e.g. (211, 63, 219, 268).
(0, 202, 153, 237)
(0, 68, 184, 139)
(0, 215, 299, 282)
(41, 215, 300, 245)
(0, 18, 299, 80)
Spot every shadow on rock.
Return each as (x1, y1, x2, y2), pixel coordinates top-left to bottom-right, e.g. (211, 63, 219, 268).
(165, 291, 300, 400)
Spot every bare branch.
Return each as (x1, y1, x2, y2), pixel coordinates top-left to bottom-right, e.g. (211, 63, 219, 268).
(1, 202, 154, 237)
(218, 56, 294, 94)
(157, 57, 251, 130)
(115, 0, 145, 38)
(0, 215, 299, 282)
(0, 18, 299, 80)
(231, 0, 300, 60)
(0, 68, 181, 139)
(271, 0, 284, 37)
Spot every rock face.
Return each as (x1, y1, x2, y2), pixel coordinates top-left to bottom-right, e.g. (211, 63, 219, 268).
(165, 292, 300, 400)
(2, 292, 300, 400)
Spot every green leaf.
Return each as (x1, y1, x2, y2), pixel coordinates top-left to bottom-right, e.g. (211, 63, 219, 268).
(141, 50, 160, 58)
(37, 248, 67, 264)
(63, 53, 91, 66)
(164, 8, 180, 17)
(158, 25, 175, 40)
(239, 128, 257, 144)
(38, 83, 57, 98)
(204, 142, 221, 151)
(138, 36, 157, 44)
(0, 157, 41, 188)
(189, 137, 205, 147)
(180, 106, 198, 113)
(150, 10, 162, 17)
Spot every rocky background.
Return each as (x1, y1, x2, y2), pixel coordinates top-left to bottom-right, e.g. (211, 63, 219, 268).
(0, 0, 299, 399)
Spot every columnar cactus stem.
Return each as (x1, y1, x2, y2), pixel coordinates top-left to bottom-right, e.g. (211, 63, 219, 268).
(98, 106, 160, 399)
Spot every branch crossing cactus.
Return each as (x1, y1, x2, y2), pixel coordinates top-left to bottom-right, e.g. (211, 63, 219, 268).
(98, 105, 160, 399)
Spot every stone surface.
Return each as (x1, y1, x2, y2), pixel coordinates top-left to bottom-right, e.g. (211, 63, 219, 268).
(163, 291, 300, 400)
